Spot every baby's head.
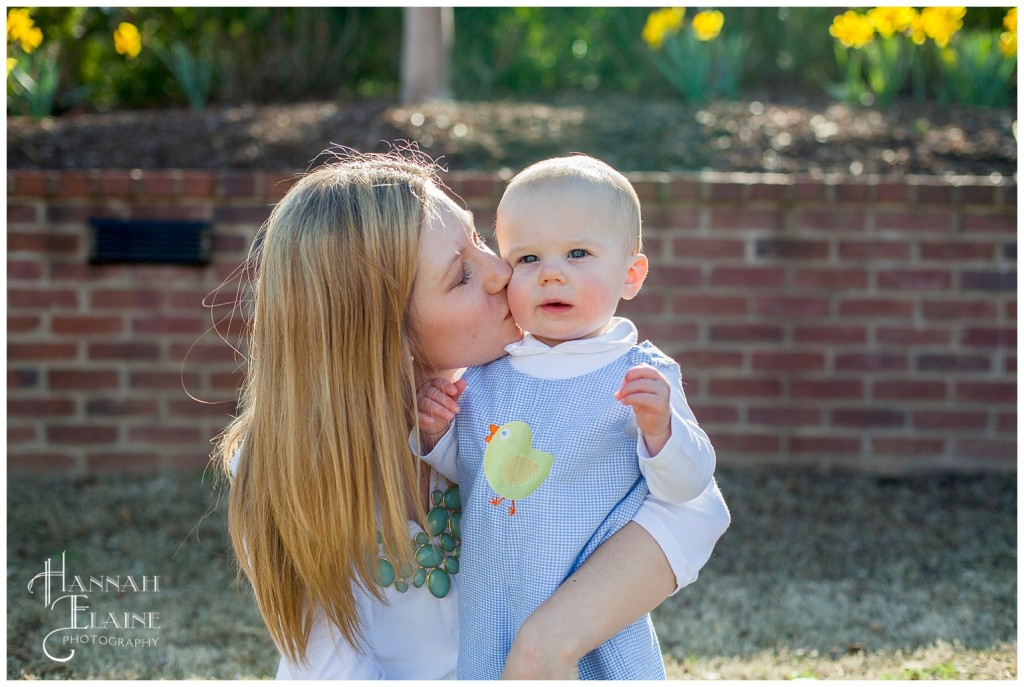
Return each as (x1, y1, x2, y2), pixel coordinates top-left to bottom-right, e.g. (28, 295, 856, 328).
(495, 154, 648, 347)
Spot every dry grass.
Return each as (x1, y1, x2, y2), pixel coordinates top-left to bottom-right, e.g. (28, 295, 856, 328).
(6, 467, 1016, 679)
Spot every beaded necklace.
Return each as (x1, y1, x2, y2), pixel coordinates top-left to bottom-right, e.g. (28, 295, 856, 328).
(373, 482, 461, 599)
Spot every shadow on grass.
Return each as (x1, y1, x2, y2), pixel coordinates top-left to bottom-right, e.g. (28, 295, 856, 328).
(6, 467, 1016, 679)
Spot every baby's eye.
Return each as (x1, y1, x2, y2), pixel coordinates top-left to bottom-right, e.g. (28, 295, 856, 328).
(520, 255, 538, 264)
(568, 248, 588, 259)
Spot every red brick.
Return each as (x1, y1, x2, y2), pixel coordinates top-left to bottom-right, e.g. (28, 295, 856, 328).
(140, 171, 180, 197)
(7, 424, 38, 443)
(794, 209, 865, 232)
(913, 410, 987, 431)
(707, 378, 782, 398)
(793, 269, 869, 290)
(8, 315, 41, 333)
(962, 270, 1015, 292)
(961, 327, 1016, 347)
(709, 324, 784, 343)
(953, 184, 996, 205)
(668, 179, 701, 201)
(792, 181, 829, 201)
(712, 433, 780, 453)
(183, 171, 218, 197)
(751, 351, 826, 372)
(755, 238, 829, 260)
(87, 342, 161, 361)
(211, 370, 246, 391)
(710, 266, 785, 288)
(215, 204, 273, 224)
(631, 322, 700, 344)
(130, 370, 202, 389)
(168, 398, 238, 418)
(749, 182, 788, 201)
(7, 259, 43, 280)
(835, 182, 871, 202)
(52, 316, 125, 335)
(677, 349, 744, 369)
(835, 353, 907, 372)
(838, 298, 914, 318)
(673, 294, 748, 317)
(876, 327, 952, 346)
(8, 453, 78, 472)
(790, 435, 861, 454)
(8, 369, 40, 389)
(873, 380, 947, 401)
(86, 453, 160, 472)
(963, 213, 1017, 234)
(8, 398, 76, 417)
(8, 342, 78, 361)
(709, 183, 746, 202)
(8, 288, 79, 309)
(628, 177, 665, 202)
(689, 404, 740, 424)
(132, 315, 207, 335)
(916, 354, 991, 373)
(211, 231, 249, 253)
(86, 398, 159, 416)
(7, 203, 39, 224)
(46, 424, 118, 444)
(128, 425, 205, 443)
(59, 171, 97, 197)
(645, 266, 702, 287)
(955, 381, 1016, 403)
(709, 208, 781, 231)
(920, 241, 997, 261)
(953, 439, 1017, 461)
(793, 325, 868, 345)
(673, 237, 744, 259)
(791, 379, 864, 400)
(14, 170, 53, 196)
(832, 408, 906, 428)
(97, 170, 136, 196)
(838, 240, 911, 261)
(871, 437, 945, 456)
(7, 231, 81, 255)
(875, 210, 952, 232)
(90, 289, 164, 309)
(748, 406, 822, 426)
(754, 296, 830, 318)
(48, 369, 120, 391)
(222, 172, 259, 198)
(877, 269, 952, 290)
(921, 299, 997, 320)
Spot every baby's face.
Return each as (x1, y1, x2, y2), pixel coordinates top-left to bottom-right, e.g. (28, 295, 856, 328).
(495, 188, 645, 348)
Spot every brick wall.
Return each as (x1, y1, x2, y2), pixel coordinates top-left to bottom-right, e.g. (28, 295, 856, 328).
(7, 169, 1016, 475)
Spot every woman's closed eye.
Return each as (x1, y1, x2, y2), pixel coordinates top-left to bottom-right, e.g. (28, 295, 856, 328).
(456, 264, 471, 286)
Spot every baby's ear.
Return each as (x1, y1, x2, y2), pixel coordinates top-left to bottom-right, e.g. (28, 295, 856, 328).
(621, 253, 649, 300)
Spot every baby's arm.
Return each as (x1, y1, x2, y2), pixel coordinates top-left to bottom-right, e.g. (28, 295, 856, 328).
(619, 363, 716, 503)
(413, 378, 465, 482)
(502, 480, 731, 678)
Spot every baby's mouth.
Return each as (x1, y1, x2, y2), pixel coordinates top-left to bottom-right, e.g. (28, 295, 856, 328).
(540, 300, 572, 312)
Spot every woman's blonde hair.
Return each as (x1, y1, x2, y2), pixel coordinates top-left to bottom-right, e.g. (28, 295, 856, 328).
(216, 152, 441, 665)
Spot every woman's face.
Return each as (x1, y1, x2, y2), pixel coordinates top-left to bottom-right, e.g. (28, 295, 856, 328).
(410, 190, 522, 377)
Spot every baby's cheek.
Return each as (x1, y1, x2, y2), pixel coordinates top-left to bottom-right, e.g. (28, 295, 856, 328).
(505, 277, 534, 329)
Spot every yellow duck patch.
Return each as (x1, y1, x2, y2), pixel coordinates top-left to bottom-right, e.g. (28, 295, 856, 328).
(483, 421, 554, 516)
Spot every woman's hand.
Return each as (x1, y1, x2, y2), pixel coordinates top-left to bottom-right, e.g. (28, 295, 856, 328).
(615, 364, 672, 455)
(415, 378, 466, 452)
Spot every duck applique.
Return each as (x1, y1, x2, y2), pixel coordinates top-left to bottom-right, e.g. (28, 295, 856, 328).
(483, 421, 554, 516)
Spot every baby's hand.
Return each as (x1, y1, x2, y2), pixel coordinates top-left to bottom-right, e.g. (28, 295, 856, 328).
(615, 364, 672, 456)
(416, 378, 467, 452)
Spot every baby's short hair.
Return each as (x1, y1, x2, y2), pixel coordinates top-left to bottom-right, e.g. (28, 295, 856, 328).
(501, 154, 642, 253)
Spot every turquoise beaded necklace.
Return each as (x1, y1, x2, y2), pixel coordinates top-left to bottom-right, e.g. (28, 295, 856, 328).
(373, 483, 461, 599)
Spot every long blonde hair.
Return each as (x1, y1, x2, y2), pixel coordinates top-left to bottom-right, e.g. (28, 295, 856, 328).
(216, 152, 440, 665)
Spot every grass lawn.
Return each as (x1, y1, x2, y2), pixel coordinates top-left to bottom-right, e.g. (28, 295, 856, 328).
(7, 467, 1016, 679)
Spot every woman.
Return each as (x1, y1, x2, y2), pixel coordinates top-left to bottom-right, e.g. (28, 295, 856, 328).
(218, 150, 729, 679)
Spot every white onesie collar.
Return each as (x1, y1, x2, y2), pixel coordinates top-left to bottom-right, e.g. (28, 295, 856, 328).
(503, 317, 638, 379)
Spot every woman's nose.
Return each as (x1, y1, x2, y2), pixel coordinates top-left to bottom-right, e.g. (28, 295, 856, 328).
(482, 253, 512, 294)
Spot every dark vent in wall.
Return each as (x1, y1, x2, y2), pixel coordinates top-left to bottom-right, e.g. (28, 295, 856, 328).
(89, 219, 212, 265)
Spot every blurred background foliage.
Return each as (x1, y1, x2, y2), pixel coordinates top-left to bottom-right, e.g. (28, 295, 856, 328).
(6, 6, 1016, 117)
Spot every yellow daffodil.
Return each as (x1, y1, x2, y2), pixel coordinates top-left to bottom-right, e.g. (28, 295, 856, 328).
(7, 8, 42, 53)
(1004, 7, 1016, 33)
(113, 21, 142, 59)
(829, 10, 875, 49)
(642, 7, 685, 51)
(999, 30, 1016, 57)
(919, 6, 965, 48)
(867, 6, 917, 39)
(692, 10, 724, 42)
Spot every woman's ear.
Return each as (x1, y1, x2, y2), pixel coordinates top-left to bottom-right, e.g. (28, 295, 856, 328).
(621, 253, 649, 301)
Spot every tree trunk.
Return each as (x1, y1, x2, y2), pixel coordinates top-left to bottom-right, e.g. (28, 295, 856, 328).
(400, 7, 453, 103)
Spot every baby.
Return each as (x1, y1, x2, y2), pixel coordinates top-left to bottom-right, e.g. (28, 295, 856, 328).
(417, 154, 716, 679)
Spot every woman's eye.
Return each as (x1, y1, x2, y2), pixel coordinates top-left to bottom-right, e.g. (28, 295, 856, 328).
(568, 248, 588, 259)
(457, 266, 471, 285)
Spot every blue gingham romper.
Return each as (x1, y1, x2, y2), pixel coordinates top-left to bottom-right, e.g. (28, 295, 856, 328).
(454, 341, 676, 680)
